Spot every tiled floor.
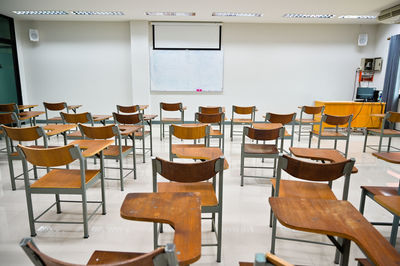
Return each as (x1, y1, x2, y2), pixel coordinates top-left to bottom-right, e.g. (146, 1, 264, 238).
(0, 125, 399, 265)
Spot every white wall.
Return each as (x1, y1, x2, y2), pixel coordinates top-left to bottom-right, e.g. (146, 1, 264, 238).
(149, 23, 378, 120)
(373, 24, 400, 91)
(14, 20, 132, 115)
(15, 21, 381, 120)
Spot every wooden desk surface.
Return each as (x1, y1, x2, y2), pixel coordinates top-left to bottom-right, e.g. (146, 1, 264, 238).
(70, 139, 114, 157)
(18, 104, 38, 110)
(375, 195, 400, 216)
(44, 124, 77, 136)
(252, 123, 282, 130)
(18, 111, 45, 121)
(290, 147, 358, 173)
(143, 114, 158, 120)
(373, 152, 400, 164)
(120, 192, 201, 265)
(92, 115, 112, 122)
(269, 197, 400, 266)
(173, 146, 229, 169)
(118, 125, 144, 136)
(67, 105, 82, 110)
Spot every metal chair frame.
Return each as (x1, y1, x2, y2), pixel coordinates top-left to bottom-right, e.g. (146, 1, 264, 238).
(17, 144, 106, 238)
(240, 126, 284, 186)
(264, 112, 296, 154)
(296, 105, 325, 141)
(230, 105, 256, 141)
(43, 102, 69, 124)
(363, 111, 400, 153)
(159, 102, 185, 140)
(308, 114, 353, 158)
(195, 112, 225, 152)
(152, 156, 224, 262)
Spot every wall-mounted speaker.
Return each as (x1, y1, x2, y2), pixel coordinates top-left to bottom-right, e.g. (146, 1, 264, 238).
(358, 33, 368, 46)
(29, 29, 39, 42)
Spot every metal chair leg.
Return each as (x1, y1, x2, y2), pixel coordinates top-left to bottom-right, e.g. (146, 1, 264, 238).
(217, 209, 222, 262)
(363, 131, 368, 152)
(82, 192, 89, 238)
(55, 194, 61, 213)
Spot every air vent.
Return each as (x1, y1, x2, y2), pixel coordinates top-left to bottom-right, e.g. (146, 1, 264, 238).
(378, 4, 400, 24)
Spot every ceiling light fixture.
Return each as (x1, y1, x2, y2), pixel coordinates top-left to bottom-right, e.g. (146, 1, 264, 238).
(212, 12, 263, 17)
(71, 11, 124, 15)
(145, 12, 195, 16)
(12, 10, 68, 15)
(283, 13, 335, 19)
(338, 15, 377, 19)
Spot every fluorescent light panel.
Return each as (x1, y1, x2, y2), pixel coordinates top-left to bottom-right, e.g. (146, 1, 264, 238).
(145, 12, 195, 16)
(283, 13, 335, 19)
(338, 15, 377, 19)
(212, 12, 263, 17)
(71, 11, 124, 15)
(13, 10, 68, 15)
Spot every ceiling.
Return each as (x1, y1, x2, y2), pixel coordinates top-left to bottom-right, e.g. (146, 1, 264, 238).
(1, 0, 399, 24)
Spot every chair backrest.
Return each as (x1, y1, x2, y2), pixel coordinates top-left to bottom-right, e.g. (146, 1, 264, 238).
(170, 124, 209, 140)
(79, 124, 119, 140)
(0, 103, 17, 113)
(153, 156, 224, 183)
(43, 102, 68, 111)
(243, 126, 283, 141)
(198, 106, 222, 114)
(113, 112, 143, 125)
(20, 237, 178, 266)
(116, 105, 140, 114)
(233, 105, 256, 115)
(275, 154, 355, 200)
(302, 105, 324, 115)
(265, 112, 296, 125)
(322, 114, 353, 127)
(195, 112, 224, 124)
(17, 144, 79, 167)
(0, 112, 21, 127)
(387, 111, 400, 124)
(2, 125, 47, 142)
(60, 112, 94, 125)
(160, 102, 182, 111)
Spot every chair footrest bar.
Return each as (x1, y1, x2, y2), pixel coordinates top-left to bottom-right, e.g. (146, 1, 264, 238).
(275, 236, 335, 247)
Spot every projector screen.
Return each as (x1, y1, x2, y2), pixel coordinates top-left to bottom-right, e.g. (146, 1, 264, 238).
(152, 22, 221, 50)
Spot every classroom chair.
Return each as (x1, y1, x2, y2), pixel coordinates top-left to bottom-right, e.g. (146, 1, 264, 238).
(43, 102, 69, 124)
(113, 112, 150, 162)
(60, 112, 94, 140)
(363, 111, 400, 153)
(0, 112, 21, 150)
(20, 237, 178, 266)
(79, 124, 136, 191)
(17, 144, 106, 238)
(2, 125, 50, 190)
(0, 103, 42, 126)
(296, 105, 325, 141)
(230, 105, 256, 141)
(169, 124, 210, 161)
(270, 155, 355, 256)
(264, 112, 296, 154)
(309, 114, 353, 158)
(152, 156, 225, 262)
(240, 126, 284, 186)
(159, 102, 185, 140)
(195, 112, 225, 152)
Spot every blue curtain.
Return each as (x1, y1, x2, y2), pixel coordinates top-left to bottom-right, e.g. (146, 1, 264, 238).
(382, 34, 400, 112)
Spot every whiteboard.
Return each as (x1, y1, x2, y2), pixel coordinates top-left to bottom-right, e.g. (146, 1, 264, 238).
(150, 50, 224, 92)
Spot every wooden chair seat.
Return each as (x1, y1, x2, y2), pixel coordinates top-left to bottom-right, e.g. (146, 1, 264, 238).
(171, 144, 205, 155)
(48, 116, 62, 121)
(210, 129, 223, 136)
(67, 131, 83, 137)
(31, 169, 100, 189)
(103, 145, 132, 157)
(134, 130, 150, 137)
(244, 144, 278, 154)
(368, 129, 400, 135)
(158, 182, 218, 207)
(271, 179, 337, 200)
(311, 130, 346, 137)
(361, 186, 398, 197)
(161, 117, 182, 122)
(232, 118, 253, 123)
(87, 250, 145, 265)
